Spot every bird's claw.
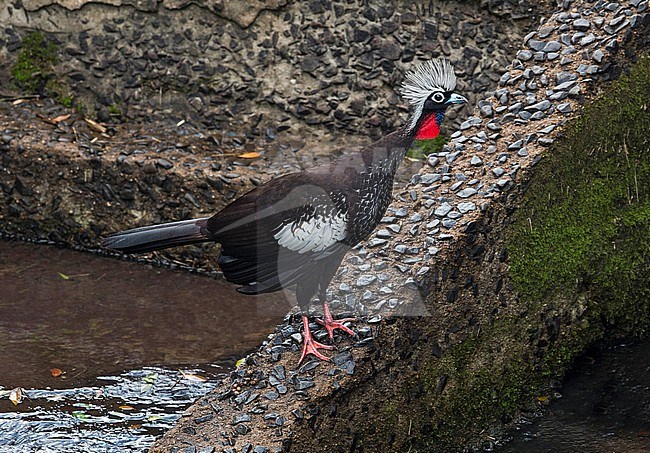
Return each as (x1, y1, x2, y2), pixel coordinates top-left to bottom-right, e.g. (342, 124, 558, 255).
(298, 335, 333, 365)
(316, 317, 358, 339)
(318, 301, 358, 339)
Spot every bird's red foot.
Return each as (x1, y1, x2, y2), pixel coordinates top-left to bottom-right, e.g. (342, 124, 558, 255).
(317, 301, 358, 340)
(298, 315, 333, 365)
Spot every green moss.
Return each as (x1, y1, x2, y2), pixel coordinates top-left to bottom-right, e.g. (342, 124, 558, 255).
(406, 136, 447, 160)
(378, 57, 650, 452)
(12, 32, 59, 94)
(508, 55, 650, 339)
(108, 103, 124, 117)
(12, 31, 77, 109)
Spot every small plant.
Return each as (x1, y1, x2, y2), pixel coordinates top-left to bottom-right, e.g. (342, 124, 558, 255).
(108, 103, 123, 117)
(406, 135, 447, 160)
(12, 31, 59, 94)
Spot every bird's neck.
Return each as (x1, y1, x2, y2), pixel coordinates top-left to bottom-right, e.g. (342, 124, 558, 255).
(362, 109, 446, 175)
(366, 125, 415, 174)
(414, 110, 445, 140)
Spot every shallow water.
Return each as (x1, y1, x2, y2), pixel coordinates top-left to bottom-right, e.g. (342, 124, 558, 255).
(0, 240, 289, 451)
(498, 340, 650, 453)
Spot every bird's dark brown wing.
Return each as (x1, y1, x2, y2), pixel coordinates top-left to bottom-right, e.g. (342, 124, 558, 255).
(206, 173, 351, 294)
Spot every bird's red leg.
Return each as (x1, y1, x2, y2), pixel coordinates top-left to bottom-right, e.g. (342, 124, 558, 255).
(317, 301, 357, 339)
(298, 314, 333, 365)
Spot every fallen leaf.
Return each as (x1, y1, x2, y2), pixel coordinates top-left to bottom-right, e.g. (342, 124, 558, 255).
(236, 151, 261, 159)
(50, 368, 64, 378)
(180, 370, 207, 382)
(9, 388, 23, 406)
(536, 395, 550, 402)
(12, 99, 26, 106)
(72, 411, 88, 420)
(119, 405, 135, 411)
(143, 372, 157, 384)
(235, 358, 246, 368)
(84, 117, 107, 134)
(51, 114, 71, 124)
(58, 273, 70, 280)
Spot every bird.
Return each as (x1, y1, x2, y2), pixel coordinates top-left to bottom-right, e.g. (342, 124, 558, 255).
(101, 59, 467, 365)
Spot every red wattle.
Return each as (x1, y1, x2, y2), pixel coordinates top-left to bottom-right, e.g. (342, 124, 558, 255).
(415, 114, 440, 140)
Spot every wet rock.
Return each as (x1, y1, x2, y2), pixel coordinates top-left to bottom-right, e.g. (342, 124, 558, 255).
(232, 413, 251, 425)
(156, 158, 174, 170)
(573, 18, 591, 30)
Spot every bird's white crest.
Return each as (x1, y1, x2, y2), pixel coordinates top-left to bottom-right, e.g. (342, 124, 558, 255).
(401, 59, 457, 132)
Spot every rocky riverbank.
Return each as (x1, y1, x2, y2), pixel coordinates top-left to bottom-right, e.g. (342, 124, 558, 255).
(148, 1, 649, 451)
(1, 0, 648, 452)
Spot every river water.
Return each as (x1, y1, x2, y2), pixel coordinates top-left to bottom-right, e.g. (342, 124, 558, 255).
(498, 340, 650, 452)
(0, 240, 288, 451)
(1, 240, 648, 452)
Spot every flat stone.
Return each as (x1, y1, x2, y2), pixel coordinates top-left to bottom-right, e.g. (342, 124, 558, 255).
(573, 18, 591, 30)
(457, 202, 476, 214)
(555, 80, 577, 91)
(357, 275, 377, 286)
(492, 167, 505, 177)
(517, 49, 533, 61)
(538, 26, 555, 38)
(434, 202, 453, 217)
(556, 71, 578, 83)
(580, 33, 596, 46)
(232, 413, 251, 425)
(507, 139, 524, 150)
(592, 49, 605, 63)
(427, 155, 440, 168)
(528, 39, 546, 51)
(528, 100, 552, 112)
(457, 188, 477, 198)
(543, 41, 561, 52)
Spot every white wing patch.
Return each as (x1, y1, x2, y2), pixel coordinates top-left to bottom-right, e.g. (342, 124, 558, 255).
(274, 212, 347, 253)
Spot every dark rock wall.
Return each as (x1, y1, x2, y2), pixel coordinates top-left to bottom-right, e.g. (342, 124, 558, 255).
(0, 0, 541, 140)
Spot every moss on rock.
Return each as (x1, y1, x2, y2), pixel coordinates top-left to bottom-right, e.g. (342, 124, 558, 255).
(508, 55, 650, 338)
(383, 56, 650, 452)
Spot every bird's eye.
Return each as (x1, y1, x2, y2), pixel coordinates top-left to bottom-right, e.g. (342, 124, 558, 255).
(431, 92, 445, 103)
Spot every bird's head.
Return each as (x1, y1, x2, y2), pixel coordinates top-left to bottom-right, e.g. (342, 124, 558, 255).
(401, 59, 467, 140)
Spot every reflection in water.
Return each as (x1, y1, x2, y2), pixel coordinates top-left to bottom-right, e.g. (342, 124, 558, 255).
(0, 239, 289, 451)
(499, 340, 650, 452)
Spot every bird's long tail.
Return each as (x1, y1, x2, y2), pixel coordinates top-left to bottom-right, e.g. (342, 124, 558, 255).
(101, 217, 211, 254)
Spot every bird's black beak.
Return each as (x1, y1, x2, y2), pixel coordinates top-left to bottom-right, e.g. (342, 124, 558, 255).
(446, 93, 468, 105)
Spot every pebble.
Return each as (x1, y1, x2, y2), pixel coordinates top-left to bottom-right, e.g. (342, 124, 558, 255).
(156, 158, 174, 169)
(457, 188, 477, 198)
(356, 275, 376, 286)
(573, 18, 591, 30)
(434, 203, 453, 217)
(457, 202, 476, 214)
